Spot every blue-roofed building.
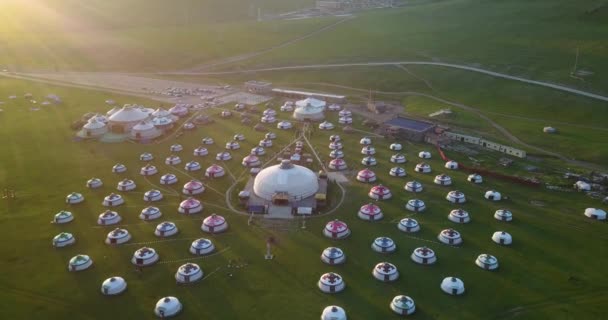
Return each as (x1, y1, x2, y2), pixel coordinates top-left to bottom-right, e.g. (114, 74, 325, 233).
(382, 116, 436, 142)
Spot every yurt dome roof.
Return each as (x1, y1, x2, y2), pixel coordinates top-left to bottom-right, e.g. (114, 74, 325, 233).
(69, 254, 91, 266)
(295, 97, 326, 109)
(407, 199, 425, 207)
(406, 180, 422, 187)
(142, 206, 161, 215)
(319, 272, 343, 286)
(152, 116, 173, 126)
(183, 180, 203, 190)
(156, 221, 176, 232)
(180, 198, 201, 208)
(132, 120, 155, 131)
(161, 173, 177, 180)
(323, 247, 344, 259)
(373, 237, 394, 248)
(375, 262, 398, 274)
(392, 295, 415, 309)
(448, 190, 465, 198)
(441, 277, 464, 292)
(360, 203, 381, 214)
(155, 296, 181, 314)
(191, 238, 213, 249)
(477, 254, 498, 265)
(152, 107, 171, 117)
(206, 164, 224, 173)
(54, 232, 74, 242)
(584, 208, 607, 219)
(325, 219, 348, 233)
(253, 160, 319, 201)
(450, 209, 469, 217)
(108, 105, 149, 122)
(107, 228, 129, 238)
(321, 306, 346, 320)
(203, 214, 226, 226)
(413, 246, 435, 258)
(102, 277, 126, 291)
(83, 118, 107, 129)
(400, 218, 419, 227)
(134, 247, 156, 259)
(177, 263, 200, 276)
(370, 185, 390, 194)
(440, 228, 461, 239)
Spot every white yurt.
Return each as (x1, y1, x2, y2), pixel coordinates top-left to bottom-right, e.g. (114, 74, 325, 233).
(265, 132, 277, 140)
(171, 144, 184, 153)
(358, 203, 383, 221)
(263, 108, 277, 117)
(293, 97, 326, 121)
(329, 149, 345, 159)
(404, 180, 423, 193)
(53, 232, 75, 247)
(107, 105, 152, 133)
(441, 277, 465, 296)
(259, 138, 273, 147)
(321, 247, 346, 265)
(445, 160, 459, 170)
(261, 115, 276, 123)
(140, 151, 154, 161)
(140, 206, 162, 221)
(242, 155, 261, 168)
(190, 238, 215, 255)
(411, 247, 436, 265)
(155, 221, 178, 237)
(390, 153, 407, 164)
(151, 116, 174, 129)
(175, 263, 203, 284)
(105, 228, 131, 245)
(467, 173, 483, 184)
(179, 198, 203, 214)
(233, 134, 246, 142)
(361, 156, 377, 166)
(253, 160, 319, 201)
(103, 193, 124, 207)
(144, 189, 163, 202)
(65, 192, 85, 204)
(339, 109, 352, 117)
(154, 297, 182, 318)
(434, 174, 452, 186)
(338, 116, 352, 124)
(152, 107, 172, 118)
(494, 209, 513, 221)
(446, 190, 466, 204)
(215, 151, 232, 161)
(160, 173, 178, 185)
(319, 121, 335, 130)
(416, 163, 433, 175)
(234, 103, 245, 111)
(390, 143, 402, 151)
(183, 161, 201, 172)
(86, 178, 103, 189)
(201, 214, 228, 233)
(492, 231, 512, 245)
(418, 151, 431, 159)
(98, 210, 122, 225)
(101, 277, 127, 296)
(193, 146, 209, 156)
(574, 181, 591, 191)
(357, 169, 377, 182)
(328, 104, 341, 111)
(406, 199, 426, 212)
(329, 134, 341, 142)
(205, 164, 226, 178)
(225, 140, 240, 150)
(359, 137, 372, 145)
(361, 146, 376, 155)
(220, 110, 232, 118)
(201, 137, 214, 145)
(584, 208, 607, 220)
(476, 254, 499, 271)
(251, 146, 266, 156)
(373, 262, 399, 282)
(132, 247, 159, 266)
(277, 121, 293, 129)
(81, 118, 108, 138)
(329, 159, 348, 171)
(321, 306, 347, 320)
(369, 185, 392, 200)
(140, 164, 158, 176)
(389, 167, 406, 177)
(182, 180, 205, 195)
(485, 190, 501, 201)
(448, 209, 471, 224)
(329, 141, 343, 150)
(390, 295, 416, 316)
(117, 179, 136, 191)
(318, 272, 345, 294)
(165, 155, 182, 166)
(169, 104, 189, 117)
(323, 219, 350, 239)
(280, 102, 294, 112)
(372, 237, 396, 253)
(183, 122, 195, 130)
(398, 218, 420, 233)
(131, 120, 161, 140)
(68, 254, 93, 272)
(438, 228, 463, 246)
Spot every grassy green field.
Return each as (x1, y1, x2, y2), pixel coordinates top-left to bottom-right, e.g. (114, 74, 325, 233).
(1, 78, 607, 319)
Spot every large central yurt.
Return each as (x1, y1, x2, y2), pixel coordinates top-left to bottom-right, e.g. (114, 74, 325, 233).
(253, 160, 319, 202)
(107, 105, 151, 133)
(293, 97, 326, 121)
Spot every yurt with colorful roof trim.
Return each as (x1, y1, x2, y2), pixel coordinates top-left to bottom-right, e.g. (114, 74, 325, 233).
(356, 169, 377, 183)
(318, 272, 345, 294)
(140, 153, 154, 161)
(259, 138, 273, 148)
(446, 190, 466, 204)
(329, 141, 343, 150)
(155, 221, 178, 237)
(404, 180, 423, 193)
(190, 238, 215, 255)
(68, 254, 93, 272)
(441, 277, 465, 296)
(321, 247, 346, 265)
(338, 116, 353, 124)
(140, 206, 162, 220)
(205, 164, 225, 178)
(358, 203, 383, 221)
(105, 228, 131, 245)
(216, 151, 232, 161)
(390, 153, 406, 164)
(438, 228, 463, 246)
(132, 247, 159, 267)
(117, 179, 136, 191)
(160, 173, 178, 185)
(144, 189, 163, 202)
(389, 166, 406, 177)
(242, 155, 261, 168)
(53, 232, 75, 247)
(449, 209, 471, 224)
(261, 115, 277, 123)
(201, 214, 228, 233)
(329, 134, 341, 142)
(415, 162, 431, 173)
(140, 164, 158, 176)
(98, 210, 121, 225)
(251, 146, 266, 156)
(398, 218, 420, 233)
(390, 295, 416, 316)
(584, 208, 606, 220)
(65, 192, 85, 204)
(445, 160, 459, 170)
(339, 109, 352, 117)
(372, 237, 396, 253)
(103, 193, 124, 207)
(476, 254, 499, 271)
(323, 219, 350, 239)
(492, 231, 512, 245)
(165, 155, 182, 166)
(169, 144, 183, 153)
(225, 140, 240, 150)
(86, 178, 103, 189)
(151, 116, 174, 129)
(369, 185, 392, 200)
(182, 160, 201, 172)
(485, 190, 501, 201)
(179, 198, 203, 214)
(319, 121, 334, 130)
(373, 262, 399, 282)
(359, 136, 372, 145)
(361, 156, 377, 166)
(329, 149, 345, 159)
(361, 146, 376, 155)
(494, 209, 513, 221)
(390, 143, 402, 151)
(406, 199, 426, 212)
(321, 306, 346, 320)
(434, 174, 452, 186)
(154, 296, 182, 318)
(101, 277, 127, 296)
(193, 146, 209, 157)
(418, 151, 431, 159)
(175, 263, 203, 284)
(468, 173, 483, 184)
(201, 137, 214, 145)
(263, 108, 277, 117)
(411, 246, 436, 265)
(329, 159, 348, 171)
(182, 180, 205, 195)
(277, 120, 293, 130)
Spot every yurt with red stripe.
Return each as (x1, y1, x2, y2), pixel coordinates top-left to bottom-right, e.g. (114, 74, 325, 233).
(201, 214, 228, 233)
(323, 219, 350, 239)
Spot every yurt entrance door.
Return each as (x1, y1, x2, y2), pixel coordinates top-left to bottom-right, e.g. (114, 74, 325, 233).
(136, 258, 143, 265)
(272, 192, 289, 206)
